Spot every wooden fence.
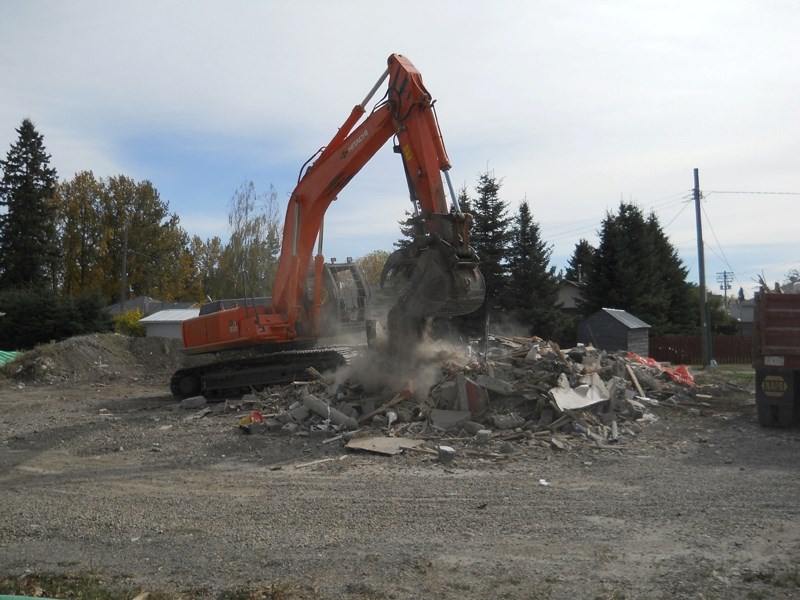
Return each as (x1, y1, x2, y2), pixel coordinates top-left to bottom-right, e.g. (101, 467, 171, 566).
(649, 335, 753, 365)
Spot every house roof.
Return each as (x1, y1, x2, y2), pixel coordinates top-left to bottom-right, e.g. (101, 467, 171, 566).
(140, 309, 200, 324)
(106, 296, 198, 316)
(601, 308, 651, 329)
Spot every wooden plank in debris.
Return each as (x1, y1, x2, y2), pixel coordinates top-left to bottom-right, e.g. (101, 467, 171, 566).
(548, 412, 574, 431)
(465, 450, 509, 460)
(358, 390, 411, 423)
(294, 456, 348, 469)
(345, 436, 425, 456)
(548, 341, 568, 364)
(405, 446, 439, 455)
(625, 363, 646, 398)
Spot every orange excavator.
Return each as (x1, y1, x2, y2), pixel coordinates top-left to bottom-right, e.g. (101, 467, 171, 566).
(171, 54, 485, 399)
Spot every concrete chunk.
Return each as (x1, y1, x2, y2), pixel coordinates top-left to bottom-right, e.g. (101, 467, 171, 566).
(437, 445, 456, 463)
(430, 409, 471, 430)
(475, 430, 492, 444)
(475, 374, 515, 396)
(463, 421, 485, 435)
(180, 395, 206, 409)
(303, 393, 359, 431)
(493, 413, 524, 430)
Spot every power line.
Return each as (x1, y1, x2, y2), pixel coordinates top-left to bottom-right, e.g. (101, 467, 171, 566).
(541, 191, 691, 245)
(700, 201, 742, 292)
(705, 190, 800, 195)
(661, 196, 693, 230)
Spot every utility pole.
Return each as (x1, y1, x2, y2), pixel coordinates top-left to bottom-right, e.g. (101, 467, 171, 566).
(120, 226, 129, 314)
(716, 270, 734, 310)
(694, 168, 712, 367)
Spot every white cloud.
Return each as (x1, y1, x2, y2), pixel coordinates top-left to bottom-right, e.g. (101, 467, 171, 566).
(2, 0, 798, 292)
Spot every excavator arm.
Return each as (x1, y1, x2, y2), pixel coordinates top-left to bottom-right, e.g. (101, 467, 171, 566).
(182, 53, 484, 358)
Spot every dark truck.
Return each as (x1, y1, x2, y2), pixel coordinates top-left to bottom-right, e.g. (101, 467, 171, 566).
(753, 292, 800, 427)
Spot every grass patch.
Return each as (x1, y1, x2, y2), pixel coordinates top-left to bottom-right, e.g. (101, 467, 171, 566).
(340, 581, 386, 599)
(0, 572, 320, 600)
(0, 572, 159, 599)
(742, 567, 800, 588)
(213, 581, 321, 599)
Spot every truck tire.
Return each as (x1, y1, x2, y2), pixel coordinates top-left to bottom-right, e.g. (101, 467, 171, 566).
(757, 403, 776, 427)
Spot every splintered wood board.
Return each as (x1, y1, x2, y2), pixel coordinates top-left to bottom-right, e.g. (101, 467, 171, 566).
(345, 436, 426, 456)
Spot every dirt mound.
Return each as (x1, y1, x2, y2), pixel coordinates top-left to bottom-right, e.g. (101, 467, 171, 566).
(2, 333, 189, 385)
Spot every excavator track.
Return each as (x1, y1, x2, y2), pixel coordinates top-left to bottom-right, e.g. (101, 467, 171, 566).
(170, 346, 354, 400)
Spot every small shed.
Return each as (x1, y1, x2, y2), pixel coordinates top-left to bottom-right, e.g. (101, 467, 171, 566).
(577, 308, 651, 356)
(139, 309, 200, 344)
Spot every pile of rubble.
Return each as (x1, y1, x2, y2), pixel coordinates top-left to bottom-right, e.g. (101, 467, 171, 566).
(190, 334, 697, 460)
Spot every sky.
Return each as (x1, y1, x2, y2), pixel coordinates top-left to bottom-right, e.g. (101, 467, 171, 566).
(2, 0, 798, 298)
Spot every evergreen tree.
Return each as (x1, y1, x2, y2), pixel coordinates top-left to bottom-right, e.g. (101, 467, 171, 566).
(456, 184, 472, 215)
(506, 200, 568, 340)
(581, 201, 693, 336)
(469, 170, 511, 307)
(0, 119, 59, 289)
(646, 213, 694, 334)
(564, 239, 595, 283)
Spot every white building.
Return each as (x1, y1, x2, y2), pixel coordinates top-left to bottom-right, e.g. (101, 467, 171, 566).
(139, 309, 200, 344)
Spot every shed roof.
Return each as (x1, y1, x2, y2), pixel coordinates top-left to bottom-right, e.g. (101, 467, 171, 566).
(140, 309, 200, 324)
(601, 308, 651, 329)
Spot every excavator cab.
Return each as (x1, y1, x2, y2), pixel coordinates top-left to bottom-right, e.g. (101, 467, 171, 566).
(314, 259, 371, 335)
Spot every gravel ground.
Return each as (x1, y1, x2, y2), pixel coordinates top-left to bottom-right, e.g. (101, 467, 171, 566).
(0, 337, 799, 599)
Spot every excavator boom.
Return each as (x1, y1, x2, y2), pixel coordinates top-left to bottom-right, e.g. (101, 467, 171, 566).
(174, 54, 484, 398)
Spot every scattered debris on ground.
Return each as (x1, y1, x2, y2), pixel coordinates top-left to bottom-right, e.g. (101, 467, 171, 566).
(1, 331, 708, 462)
(215, 333, 699, 461)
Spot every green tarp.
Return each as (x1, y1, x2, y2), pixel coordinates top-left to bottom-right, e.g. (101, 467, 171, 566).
(0, 350, 21, 366)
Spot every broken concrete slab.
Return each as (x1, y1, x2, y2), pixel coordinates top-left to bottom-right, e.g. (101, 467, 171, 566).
(475, 374, 516, 396)
(430, 409, 471, 430)
(492, 413, 524, 430)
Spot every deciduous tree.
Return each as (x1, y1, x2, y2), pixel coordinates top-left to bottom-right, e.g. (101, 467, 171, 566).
(356, 250, 389, 286)
(55, 171, 106, 296)
(217, 181, 282, 298)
